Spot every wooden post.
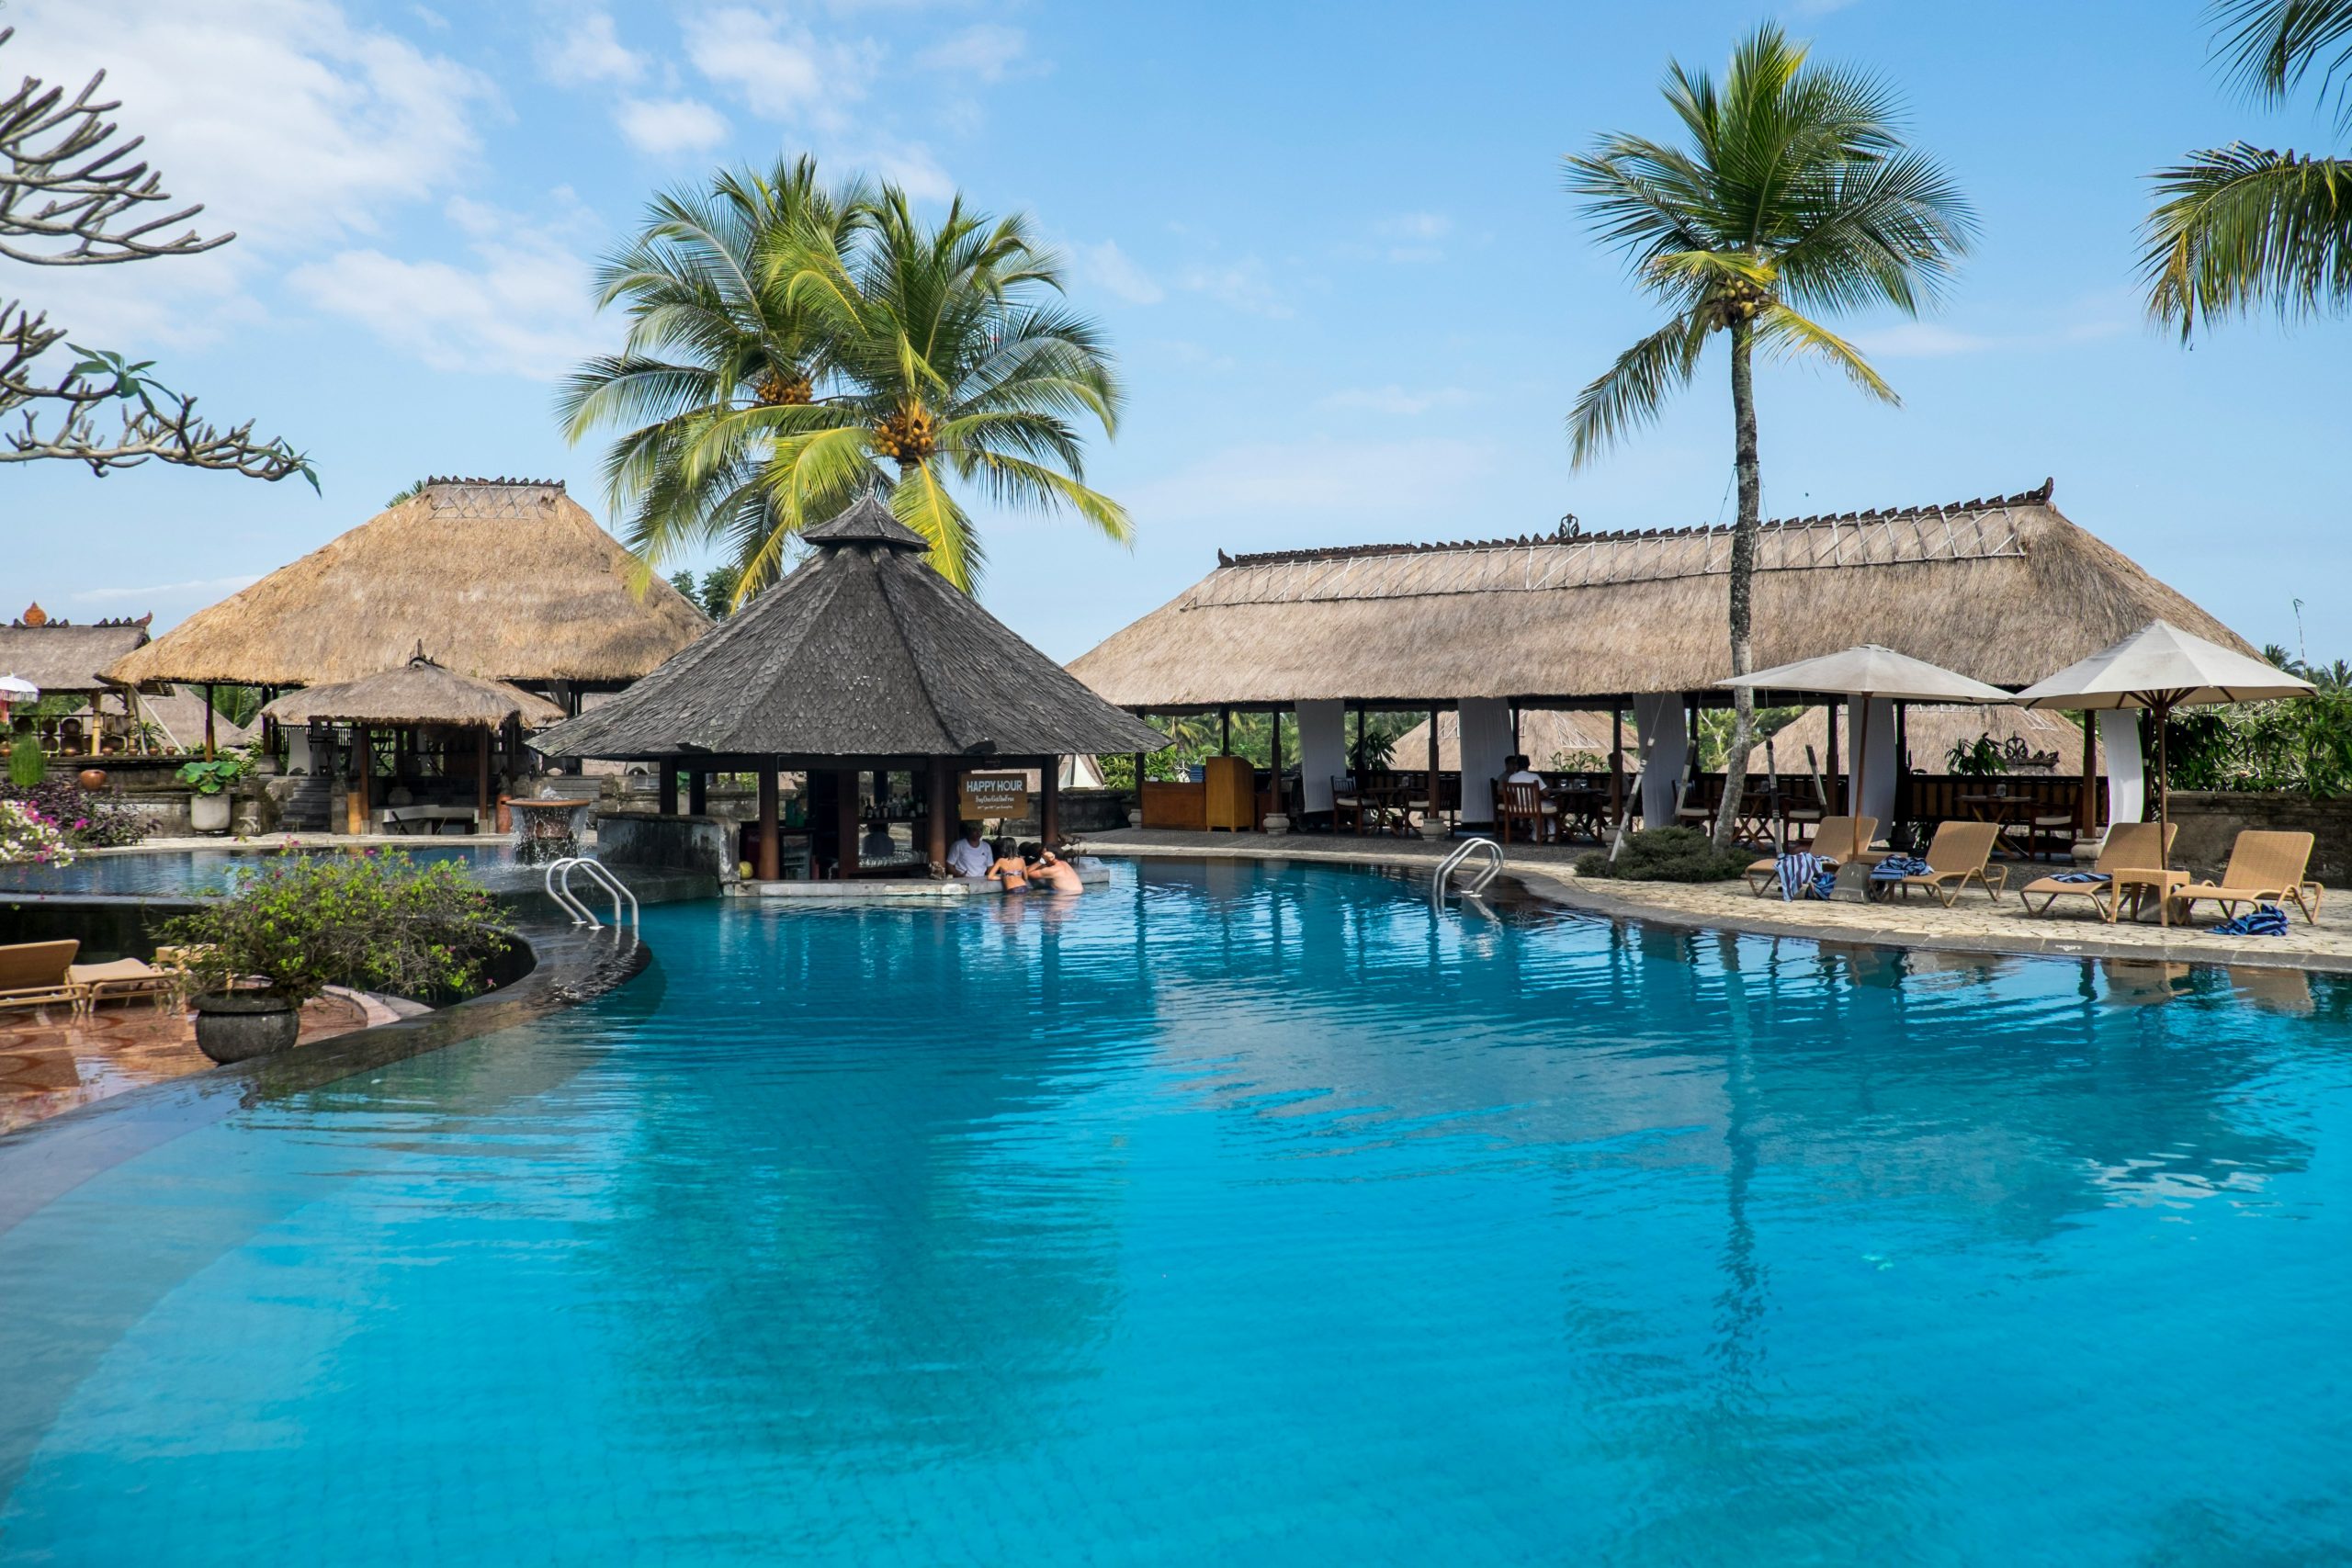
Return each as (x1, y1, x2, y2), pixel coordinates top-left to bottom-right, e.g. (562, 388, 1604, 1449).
(1894, 701, 1909, 823)
(927, 758, 951, 868)
(1826, 702, 1841, 813)
(1270, 711, 1286, 819)
(1042, 758, 1062, 845)
(1511, 704, 1521, 752)
(475, 725, 492, 821)
(658, 764, 678, 816)
(756, 765, 780, 881)
(203, 683, 216, 761)
(688, 770, 707, 816)
(1611, 707, 1624, 823)
(836, 767, 860, 876)
(2080, 710, 2098, 833)
(352, 724, 371, 835)
(1219, 705, 1231, 755)
(1351, 702, 1365, 775)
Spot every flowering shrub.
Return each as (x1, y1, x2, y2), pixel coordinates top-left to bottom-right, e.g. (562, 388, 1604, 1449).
(0, 780, 147, 848)
(155, 849, 509, 1004)
(0, 799, 74, 867)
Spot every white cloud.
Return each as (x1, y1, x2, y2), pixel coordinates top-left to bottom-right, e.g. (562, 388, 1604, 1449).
(1178, 258, 1291, 319)
(1318, 385, 1475, 416)
(1078, 242, 1164, 305)
(288, 199, 600, 380)
(684, 6, 877, 133)
(1374, 212, 1453, 241)
(616, 97, 731, 155)
(74, 574, 262, 605)
(863, 140, 955, 201)
(1852, 302, 2134, 360)
(915, 24, 1030, 83)
(1849, 322, 2001, 358)
(544, 12, 644, 86)
(1130, 437, 1499, 521)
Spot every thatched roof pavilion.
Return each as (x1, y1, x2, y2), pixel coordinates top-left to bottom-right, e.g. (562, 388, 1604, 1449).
(534, 496, 1162, 878)
(1069, 481, 2248, 708)
(106, 479, 707, 691)
(0, 608, 151, 695)
(260, 657, 565, 729)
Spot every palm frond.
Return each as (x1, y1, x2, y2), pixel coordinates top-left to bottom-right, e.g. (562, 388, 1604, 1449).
(2143, 143, 2352, 335)
(1751, 304, 1897, 402)
(2211, 0, 2352, 127)
(1567, 312, 1709, 468)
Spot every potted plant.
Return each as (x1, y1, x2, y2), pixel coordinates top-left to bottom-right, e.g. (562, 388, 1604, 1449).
(155, 850, 509, 1063)
(176, 755, 249, 834)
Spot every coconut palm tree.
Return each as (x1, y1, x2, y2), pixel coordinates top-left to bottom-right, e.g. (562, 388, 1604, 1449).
(1564, 24, 1972, 846)
(2143, 0, 2352, 337)
(558, 156, 869, 596)
(749, 187, 1129, 592)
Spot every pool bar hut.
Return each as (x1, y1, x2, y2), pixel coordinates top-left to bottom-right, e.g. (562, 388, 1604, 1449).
(1067, 480, 2253, 842)
(529, 497, 1166, 882)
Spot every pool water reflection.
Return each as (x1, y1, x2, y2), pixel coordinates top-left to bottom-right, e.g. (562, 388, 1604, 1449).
(3, 859, 2350, 1564)
(0, 842, 522, 897)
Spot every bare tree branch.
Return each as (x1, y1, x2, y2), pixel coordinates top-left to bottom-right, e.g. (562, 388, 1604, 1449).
(1, 299, 314, 482)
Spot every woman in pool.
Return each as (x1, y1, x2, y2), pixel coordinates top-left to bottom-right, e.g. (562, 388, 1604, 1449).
(984, 838, 1029, 892)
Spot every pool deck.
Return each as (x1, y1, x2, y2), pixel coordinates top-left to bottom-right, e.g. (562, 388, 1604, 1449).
(1075, 828, 2352, 976)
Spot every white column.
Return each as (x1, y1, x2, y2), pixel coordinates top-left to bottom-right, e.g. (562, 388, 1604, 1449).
(1632, 694, 1687, 828)
(1296, 699, 1346, 814)
(2098, 709, 2144, 824)
(1457, 697, 1513, 825)
(1849, 696, 1898, 826)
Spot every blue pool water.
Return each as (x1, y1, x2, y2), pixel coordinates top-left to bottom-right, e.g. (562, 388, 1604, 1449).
(5, 860, 2352, 1563)
(0, 843, 519, 897)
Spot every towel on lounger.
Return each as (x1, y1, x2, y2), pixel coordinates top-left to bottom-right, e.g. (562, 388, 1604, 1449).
(2212, 903, 2289, 937)
(2050, 871, 2110, 885)
(1871, 854, 1933, 880)
(1774, 852, 1837, 902)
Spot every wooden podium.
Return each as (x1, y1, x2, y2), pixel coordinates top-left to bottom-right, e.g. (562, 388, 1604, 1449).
(1203, 754, 1254, 831)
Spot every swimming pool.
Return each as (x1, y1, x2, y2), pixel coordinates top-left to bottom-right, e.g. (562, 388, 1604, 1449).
(4, 859, 2350, 1563)
(0, 843, 521, 897)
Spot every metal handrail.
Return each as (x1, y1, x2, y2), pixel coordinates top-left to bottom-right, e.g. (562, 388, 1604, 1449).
(543, 859, 595, 925)
(1430, 836, 1504, 912)
(543, 857, 639, 929)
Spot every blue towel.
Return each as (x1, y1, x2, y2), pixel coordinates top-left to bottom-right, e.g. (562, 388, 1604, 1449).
(2212, 903, 2289, 937)
(1775, 852, 1837, 902)
(2051, 871, 2110, 885)
(1871, 854, 1933, 881)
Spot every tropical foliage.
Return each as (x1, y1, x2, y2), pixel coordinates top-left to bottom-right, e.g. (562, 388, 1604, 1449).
(2143, 0, 2352, 336)
(562, 160, 1127, 598)
(0, 778, 145, 846)
(1576, 827, 1754, 883)
(155, 850, 509, 1004)
(0, 798, 72, 867)
(668, 565, 745, 620)
(1564, 22, 1972, 846)
(2162, 645, 2352, 795)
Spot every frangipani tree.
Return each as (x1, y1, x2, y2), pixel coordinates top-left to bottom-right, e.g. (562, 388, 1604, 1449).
(1564, 24, 1971, 845)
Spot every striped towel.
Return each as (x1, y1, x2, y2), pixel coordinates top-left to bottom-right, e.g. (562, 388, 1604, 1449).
(1870, 854, 1933, 881)
(2212, 903, 2289, 937)
(1775, 852, 1834, 902)
(2051, 872, 2110, 885)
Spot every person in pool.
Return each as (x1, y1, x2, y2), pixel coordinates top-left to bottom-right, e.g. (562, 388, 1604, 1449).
(1025, 842, 1085, 895)
(984, 838, 1030, 892)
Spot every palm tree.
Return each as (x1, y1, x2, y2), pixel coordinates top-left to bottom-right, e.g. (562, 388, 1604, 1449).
(559, 157, 869, 598)
(1563, 24, 1972, 845)
(754, 187, 1129, 592)
(2143, 0, 2352, 337)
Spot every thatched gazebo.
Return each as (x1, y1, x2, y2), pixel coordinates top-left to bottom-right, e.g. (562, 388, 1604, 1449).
(1069, 479, 2249, 833)
(531, 496, 1164, 880)
(105, 479, 708, 706)
(262, 654, 564, 833)
(0, 606, 154, 755)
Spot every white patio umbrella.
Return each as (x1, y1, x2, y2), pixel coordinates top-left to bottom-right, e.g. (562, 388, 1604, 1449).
(2015, 620, 2312, 925)
(0, 674, 37, 706)
(1720, 645, 2007, 836)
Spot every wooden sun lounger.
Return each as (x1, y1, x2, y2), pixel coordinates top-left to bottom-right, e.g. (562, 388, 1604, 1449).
(0, 940, 82, 1015)
(2169, 829, 2324, 925)
(68, 957, 177, 1014)
(1746, 815, 1877, 897)
(1887, 820, 2009, 908)
(2020, 821, 2177, 922)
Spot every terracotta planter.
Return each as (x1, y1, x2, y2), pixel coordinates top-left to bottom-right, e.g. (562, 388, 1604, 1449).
(192, 991, 301, 1063)
(189, 792, 232, 834)
(76, 768, 107, 791)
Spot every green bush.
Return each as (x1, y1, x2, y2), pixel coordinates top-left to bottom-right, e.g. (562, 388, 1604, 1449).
(175, 756, 249, 795)
(1575, 828, 1755, 883)
(7, 734, 44, 789)
(155, 849, 509, 1005)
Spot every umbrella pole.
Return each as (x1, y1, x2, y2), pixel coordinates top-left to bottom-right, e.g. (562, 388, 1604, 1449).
(2155, 695, 2171, 929)
(1852, 694, 1871, 841)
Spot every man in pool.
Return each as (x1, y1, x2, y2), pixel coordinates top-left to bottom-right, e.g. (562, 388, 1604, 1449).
(1024, 841, 1085, 895)
(945, 820, 992, 877)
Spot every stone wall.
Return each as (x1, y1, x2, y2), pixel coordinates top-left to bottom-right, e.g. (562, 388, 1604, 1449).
(2164, 791, 2352, 884)
(595, 811, 736, 881)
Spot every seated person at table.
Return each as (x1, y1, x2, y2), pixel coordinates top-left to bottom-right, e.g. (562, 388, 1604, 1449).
(945, 820, 993, 877)
(1025, 842, 1085, 895)
(985, 838, 1030, 891)
(860, 819, 898, 862)
(1504, 753, 1543, 785)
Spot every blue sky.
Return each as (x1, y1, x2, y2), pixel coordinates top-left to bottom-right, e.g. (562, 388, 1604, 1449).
(6, 0, 2346, 663)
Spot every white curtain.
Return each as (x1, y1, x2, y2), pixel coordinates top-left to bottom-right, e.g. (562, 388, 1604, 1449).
(1631, 694, 1687, 827)
(1457, 697, 1513, 824)
(2098, 708, 2144, 823)
(1849, 696, 1898, 826)
(1296, 699, 1346, 814)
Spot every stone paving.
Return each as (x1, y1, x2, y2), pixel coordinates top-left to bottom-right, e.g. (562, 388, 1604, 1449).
(1075, 828, 2352, 975)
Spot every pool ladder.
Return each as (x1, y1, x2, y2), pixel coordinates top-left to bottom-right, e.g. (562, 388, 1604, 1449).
(544, 857, 639, 930)
(1430, 836, 1504, 919)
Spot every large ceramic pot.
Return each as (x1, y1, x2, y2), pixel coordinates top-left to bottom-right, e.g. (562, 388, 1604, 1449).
(189, 791, 232, 833)
(192, 991, 301, 1064)
(76, 768, 107, 791)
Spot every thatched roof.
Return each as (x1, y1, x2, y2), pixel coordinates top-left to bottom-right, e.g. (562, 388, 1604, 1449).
(0, 614, 150, 693)
(1770, 703, 2104, 776)
(1068, 481, 2254, 707)
(532, 495, 1166, 762)
(261, 654, 567, 728)
(1393, 709, 1619, 770)
(106, 479, 708, 688)
(141, 686, 258, 750)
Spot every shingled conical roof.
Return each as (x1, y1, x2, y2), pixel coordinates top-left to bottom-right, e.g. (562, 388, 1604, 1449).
(531, 495, 1164, 761)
